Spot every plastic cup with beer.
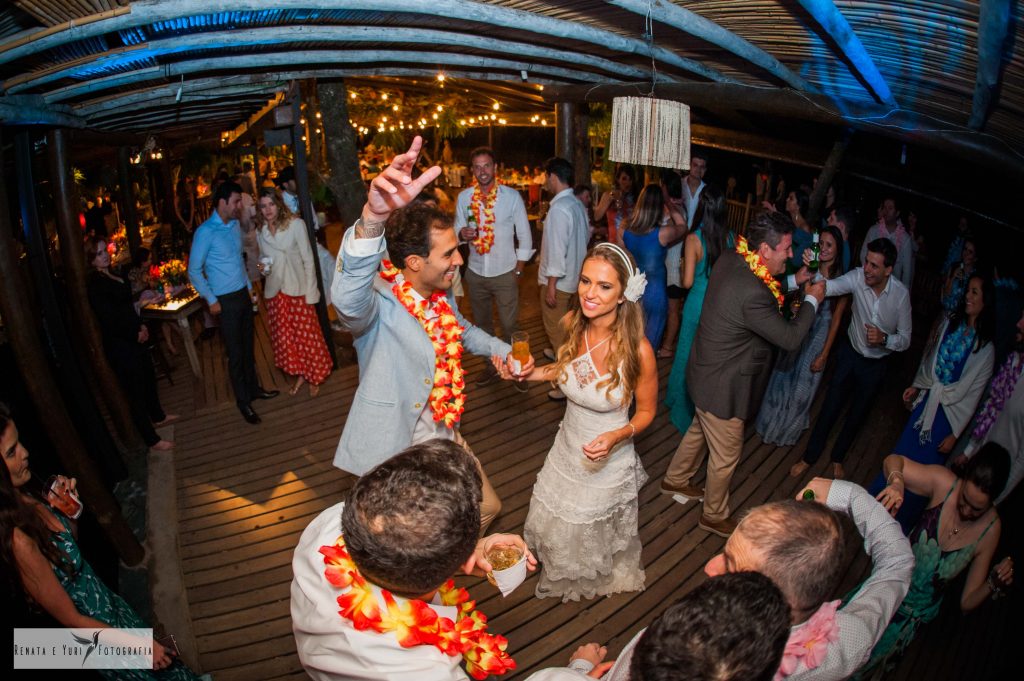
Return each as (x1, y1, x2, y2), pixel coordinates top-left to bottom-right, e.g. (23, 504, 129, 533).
(485, 544, 528, 597)
(511, 331, 530, 376)
(46, 475, 83, 519)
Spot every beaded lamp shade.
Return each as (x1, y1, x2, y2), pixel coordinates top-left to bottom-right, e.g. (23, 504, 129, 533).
(608, 96, 691, 171)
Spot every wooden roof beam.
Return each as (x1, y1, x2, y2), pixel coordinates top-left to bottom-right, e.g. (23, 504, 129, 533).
(0, 0, 736, 83)
(608, 0, 816, 92)
(968, 0, 1013, 130)
(0, 94, 84, 127)
(5, 24, 658, 94)
(794, 0, 896, 106)
(85, 83, 288, 121)
(44, 50, 619, 104)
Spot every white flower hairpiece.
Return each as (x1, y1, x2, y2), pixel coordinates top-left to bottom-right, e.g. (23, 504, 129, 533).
(595, 243, 647, 302)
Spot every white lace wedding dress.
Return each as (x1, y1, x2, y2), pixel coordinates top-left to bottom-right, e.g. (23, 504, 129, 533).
(524, 338, 647, 602)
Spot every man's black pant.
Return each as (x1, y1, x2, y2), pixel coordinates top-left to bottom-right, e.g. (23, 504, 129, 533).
(219, 287, 258, 406)
(803, 337, 889, 464)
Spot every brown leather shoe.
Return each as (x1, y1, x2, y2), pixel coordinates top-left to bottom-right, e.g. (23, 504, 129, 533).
(699, 515, 737, 538)
(660, 480, 705, 500)
(789, 460, 810, 478)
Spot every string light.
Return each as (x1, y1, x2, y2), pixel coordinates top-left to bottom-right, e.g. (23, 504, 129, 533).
(492, 102, 500, 110)
(350, 92, 357, 99)
(437, 73, 446, 82)
(316, 112, 322, 118)
(382, 93, 389, 100)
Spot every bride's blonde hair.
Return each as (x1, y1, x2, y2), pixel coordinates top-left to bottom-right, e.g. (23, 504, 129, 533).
(552, 245, 645, 405)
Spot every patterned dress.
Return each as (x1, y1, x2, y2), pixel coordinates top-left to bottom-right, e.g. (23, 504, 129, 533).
(857, 481, 995, 677)
(755, 299, 833, 445)
(50, 515, 200, 679)
(524, 335, 647, 602)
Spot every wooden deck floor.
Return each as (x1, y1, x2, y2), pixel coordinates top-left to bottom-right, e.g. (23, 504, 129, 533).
(156, 251, 1019, 681)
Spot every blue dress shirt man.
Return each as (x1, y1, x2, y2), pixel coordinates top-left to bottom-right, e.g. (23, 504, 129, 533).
(188, 180, 279, 423)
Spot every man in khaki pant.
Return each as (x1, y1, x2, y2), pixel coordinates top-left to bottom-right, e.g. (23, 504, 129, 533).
(536, 157, 590, 400)
(662, 212, 824, 536)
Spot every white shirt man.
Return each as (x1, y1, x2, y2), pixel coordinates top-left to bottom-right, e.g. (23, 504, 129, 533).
(665, 157, 706, 290)
(454, 149, 533, 382)
(537, 158, 589, 362)
(859, 198, 913, 289)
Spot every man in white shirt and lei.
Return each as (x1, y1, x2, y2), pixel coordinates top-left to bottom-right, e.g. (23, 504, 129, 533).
(291, 439, 613, 681)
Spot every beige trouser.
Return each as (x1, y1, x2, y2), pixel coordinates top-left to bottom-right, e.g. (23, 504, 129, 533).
(540, 288, 573, 352)
(454, 431, 502, 535)
(663, 408, 744, 522)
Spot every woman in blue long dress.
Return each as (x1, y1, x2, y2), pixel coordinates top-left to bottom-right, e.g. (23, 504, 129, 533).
(863, 447, 1013, 677)
(621, 184, 686, 350)
(665, 185, 730, 434)
(1, 405, 200, 679)
(756, 226, 849, 446)
(868, 273, 995, 532)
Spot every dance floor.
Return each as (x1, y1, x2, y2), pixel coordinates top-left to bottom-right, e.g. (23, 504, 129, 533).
(155, 239, 1018, 680)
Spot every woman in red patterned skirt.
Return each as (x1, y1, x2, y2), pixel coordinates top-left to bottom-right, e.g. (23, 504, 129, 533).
(257, 189, 332, 396)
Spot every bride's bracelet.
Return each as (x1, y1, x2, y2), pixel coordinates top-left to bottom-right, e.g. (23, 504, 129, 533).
(626, 422, 636, 438)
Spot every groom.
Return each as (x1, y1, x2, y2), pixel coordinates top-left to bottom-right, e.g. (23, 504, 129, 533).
(331, 137, 532, 533)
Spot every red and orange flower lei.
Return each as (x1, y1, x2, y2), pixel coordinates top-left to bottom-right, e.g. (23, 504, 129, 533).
(736, 235, 784, 309)
(468, 180, 500, 255)
(320, 535, 516, 679)
(380, 260, 466, 428)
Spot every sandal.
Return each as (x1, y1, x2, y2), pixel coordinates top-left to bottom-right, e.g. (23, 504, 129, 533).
(289, 377, 306, 396)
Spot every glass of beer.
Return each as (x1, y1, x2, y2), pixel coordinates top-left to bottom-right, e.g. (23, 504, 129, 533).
(511, 331, 530, 376)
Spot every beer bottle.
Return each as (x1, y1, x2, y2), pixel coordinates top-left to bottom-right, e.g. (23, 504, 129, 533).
(808, 230, 820, 273)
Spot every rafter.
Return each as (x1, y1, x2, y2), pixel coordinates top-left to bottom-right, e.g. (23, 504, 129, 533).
(968, 0, 1013, 130)
(607, 0, 816, 92)
(0, 0, 736, 84)
(44, 50, 618, 103)
(794, 0, 896, 106)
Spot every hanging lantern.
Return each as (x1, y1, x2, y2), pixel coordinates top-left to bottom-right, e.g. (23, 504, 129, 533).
(608, 96, 690, 170)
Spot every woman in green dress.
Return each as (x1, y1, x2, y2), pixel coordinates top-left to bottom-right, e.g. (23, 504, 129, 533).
(865, 443, 1014, 676)
(1, 403, 199, 679)
(665, 185, 730, 433)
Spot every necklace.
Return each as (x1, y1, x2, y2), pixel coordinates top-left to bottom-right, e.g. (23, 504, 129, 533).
(468, 181, 500, 255)
(735, 235, 784, 309)
(379, 260, 466, 428)
(320, 534, 516, 679)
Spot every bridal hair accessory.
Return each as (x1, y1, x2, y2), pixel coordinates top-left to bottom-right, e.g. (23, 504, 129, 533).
(595, 243, 647, 302)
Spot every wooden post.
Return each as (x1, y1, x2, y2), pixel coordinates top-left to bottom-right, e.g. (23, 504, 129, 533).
(0, 131, 145, 565)
(291, 85, 337, 368)
(808, 128, 853, 227)
(555, 101, 574, 160)
(49, 129, 148, 455)
(317, 79, 365, 227)
(117, 146, 141, 258)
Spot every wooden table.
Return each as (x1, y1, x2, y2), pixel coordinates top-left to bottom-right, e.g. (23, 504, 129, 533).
(142, 288, 204, 378)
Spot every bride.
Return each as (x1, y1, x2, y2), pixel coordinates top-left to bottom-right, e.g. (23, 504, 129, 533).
(496, 243, 657, 601)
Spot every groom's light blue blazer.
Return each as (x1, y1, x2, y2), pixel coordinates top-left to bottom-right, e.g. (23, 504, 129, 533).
(331, 227, 511, 475)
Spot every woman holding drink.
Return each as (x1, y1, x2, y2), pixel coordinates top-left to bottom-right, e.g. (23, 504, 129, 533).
(0, 403, 200, 678)
(256, 188, 333, 397)
(492, 243, 657, 601)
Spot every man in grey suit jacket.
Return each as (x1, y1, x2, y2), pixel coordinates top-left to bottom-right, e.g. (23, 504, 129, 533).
(661, 212, 825, 537)
(331, 137, 533, 533)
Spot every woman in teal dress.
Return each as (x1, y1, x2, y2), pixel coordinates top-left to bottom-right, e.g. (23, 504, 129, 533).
(665, 185, 730, 433)
(864, 445, 1014, 676)
(622, 184, 687, 350)
(1, 404, 199, 679)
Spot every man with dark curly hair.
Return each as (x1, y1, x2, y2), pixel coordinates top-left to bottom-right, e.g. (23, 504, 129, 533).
(330, 137, 533, 533)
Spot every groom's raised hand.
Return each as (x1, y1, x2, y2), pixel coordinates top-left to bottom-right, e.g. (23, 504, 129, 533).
(362, 135, 442, 226)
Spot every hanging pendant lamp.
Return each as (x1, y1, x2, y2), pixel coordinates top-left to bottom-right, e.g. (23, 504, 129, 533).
(608, 96, 691, 170)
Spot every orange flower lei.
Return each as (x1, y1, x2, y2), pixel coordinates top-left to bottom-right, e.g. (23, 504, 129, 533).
(736, 235, 784, 309)
(468, 180, 500, 255)
(380, 260, 466, 428)
(320, 535, 516, 679)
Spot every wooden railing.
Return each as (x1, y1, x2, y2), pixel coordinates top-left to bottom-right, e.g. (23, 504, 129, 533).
(725, 193, 754, 236)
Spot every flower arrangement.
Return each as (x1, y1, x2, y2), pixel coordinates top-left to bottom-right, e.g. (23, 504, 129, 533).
(151, 259, 189, 293)
(380, 260, 466, 427)
(320, 535, 515, 679)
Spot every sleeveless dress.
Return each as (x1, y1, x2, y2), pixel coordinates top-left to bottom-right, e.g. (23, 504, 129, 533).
(755, 299, 833, 445)
(857, 481, 995, 677)
(524, 334, 647, 602)
(665, 229, 710, 434)
(50, 514, 200, 679)
(623, 227, 668, 349)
